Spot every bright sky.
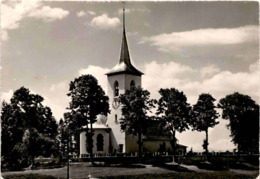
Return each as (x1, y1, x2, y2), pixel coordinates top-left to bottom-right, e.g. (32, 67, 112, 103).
(1, 1, 259, 152)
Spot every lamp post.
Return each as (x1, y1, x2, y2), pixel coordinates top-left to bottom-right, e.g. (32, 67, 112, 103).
(66, 123, 72, 179)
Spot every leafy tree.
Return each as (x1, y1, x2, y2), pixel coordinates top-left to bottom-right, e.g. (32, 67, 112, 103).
(57, 119, 68, 158)
(156, 88, 191, 157)
(218, 92, 259, 155)
(190, 94, 219, 156)
(1, 87, 58, 170)
(67, 75, 110, 164)
(119, 86, 155, 159)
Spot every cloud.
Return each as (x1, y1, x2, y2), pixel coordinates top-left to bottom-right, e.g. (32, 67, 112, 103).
(141, 26, 258, 52)
(43, 81, 70, 120)
(142, 60, 259, 105)
(79, 65, 110, 93)
(200, 65, 220, 78)
(90, 14, 120, 30)
(1, 89, 14, 102)
(76, 10, 96, 18)
(49, 81, 68, 92)
(28, 6, 69, 22)
(87, 11, 96, 16)
(77, 10, 86, 17)
(1, 1, 69, 41)
(141, 60, 258, 151)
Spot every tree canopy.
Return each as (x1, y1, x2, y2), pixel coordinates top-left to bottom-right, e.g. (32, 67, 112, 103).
(156, 88, 191, 155)
(66, 74, 110, 161)
(190, 93, 219, 155)
(119, 86, 155, 158)
(1, 87, 58, 170)
(218, 92, 259, 154)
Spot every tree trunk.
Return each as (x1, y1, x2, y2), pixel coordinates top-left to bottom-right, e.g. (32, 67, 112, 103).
(205, 129, 209, 160)
(67, 136, 70, 179)
(90, 122, 94, 165)
(172, 130, 176, 155)
(138, 132, 142, 162)
(172, 130, 176, 163)
(237, 144, 240, 158)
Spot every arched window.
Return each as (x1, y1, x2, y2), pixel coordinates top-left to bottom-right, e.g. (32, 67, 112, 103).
(114, 81, 119, 97)
(130, 80, 135, 89)
(97, 134, 104, 151)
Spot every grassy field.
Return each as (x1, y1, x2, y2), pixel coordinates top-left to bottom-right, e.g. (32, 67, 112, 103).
(2, 163, 259, 179)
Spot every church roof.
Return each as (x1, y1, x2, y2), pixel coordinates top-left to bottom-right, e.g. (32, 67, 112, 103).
(106, 8, 143, 76)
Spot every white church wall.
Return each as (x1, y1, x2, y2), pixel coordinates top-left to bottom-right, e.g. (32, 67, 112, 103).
(124, 74, 142, 90)
(79, 129, 110, 156)
(80, 131, 87, 156)
(92, 129, 110, 154)
(107, 74, 126, 152)
(107, 74, 142, 153)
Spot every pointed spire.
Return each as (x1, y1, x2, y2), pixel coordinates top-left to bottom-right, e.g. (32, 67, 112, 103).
(119, 4, 131, 66)
(106, 4, 143, 76)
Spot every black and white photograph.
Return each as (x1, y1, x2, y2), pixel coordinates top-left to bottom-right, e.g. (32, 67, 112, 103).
(1, 1, 259, 178)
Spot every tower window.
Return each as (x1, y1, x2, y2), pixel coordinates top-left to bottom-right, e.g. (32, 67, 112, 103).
(130, 80, 135, 89)
(114, 81, 119, 97)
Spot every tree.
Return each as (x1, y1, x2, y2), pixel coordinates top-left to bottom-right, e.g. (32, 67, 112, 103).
(190, 94, 219, 157)
(57, 119, 68, 158)
(67, 75, 110, 164)
(218, 92, 259, 155)
(119, 86, 155, 159)
(1, 87, 58, 170)
(156, 88, 191, 157)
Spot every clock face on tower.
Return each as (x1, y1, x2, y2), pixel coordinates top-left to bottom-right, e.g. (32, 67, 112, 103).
(112, 99, 120, 109)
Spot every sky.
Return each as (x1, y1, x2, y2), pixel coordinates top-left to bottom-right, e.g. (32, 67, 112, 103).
(1, 1, 259, 152)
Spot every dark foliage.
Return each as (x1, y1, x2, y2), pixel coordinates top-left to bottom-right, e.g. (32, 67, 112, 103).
(218, 92, 259, 154)
(66, 74, 110, 162)
(119, 86, 156, 158)
(156, 88, 191, 155)
(1, 87, 58, 170)
(190, 93, 219, 156)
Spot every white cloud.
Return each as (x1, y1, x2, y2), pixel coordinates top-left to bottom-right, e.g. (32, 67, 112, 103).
(1, 1, 69, 41)
(87, 11, 96, 16)
(142, 60, 259, 105)
(200, 65, 220, 78)
(79, 65, 110, 93)
(141, 60, 258, 151)
(141, 26, 258, 52)
(249, 61, 258, 72)
(49, 81, 68, 92)
(90, 14, 120, 30)
(76, 10, 96, 17)
(28, 6, 69, 22)
(1, 89, 14, 102)
(77, 10, 86, 17)
(209, 139, 236, 152)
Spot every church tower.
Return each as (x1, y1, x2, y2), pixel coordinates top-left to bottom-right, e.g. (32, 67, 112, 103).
(106, 7, 143, 152)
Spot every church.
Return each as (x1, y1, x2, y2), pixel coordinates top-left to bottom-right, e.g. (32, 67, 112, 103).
(79, 8, 187, 157)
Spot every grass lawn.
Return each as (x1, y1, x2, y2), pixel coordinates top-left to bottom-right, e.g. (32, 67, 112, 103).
(2, 163, 259, 179)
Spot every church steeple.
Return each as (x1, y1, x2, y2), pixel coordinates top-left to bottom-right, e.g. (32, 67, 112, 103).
(119, 7, 131, 66)
(106, 5, 143, 76)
